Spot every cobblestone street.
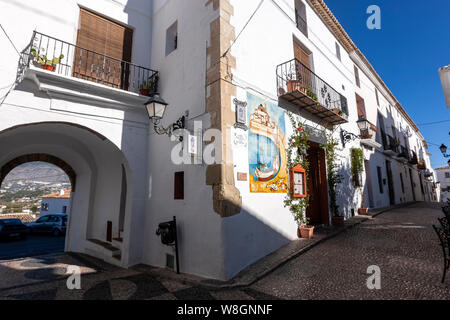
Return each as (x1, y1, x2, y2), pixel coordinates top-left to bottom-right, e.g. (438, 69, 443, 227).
(0, 203, 448, 300)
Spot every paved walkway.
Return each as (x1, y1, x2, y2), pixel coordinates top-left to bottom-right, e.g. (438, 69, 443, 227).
(0, 235, 65, 260)
(0, 202, 448, 300)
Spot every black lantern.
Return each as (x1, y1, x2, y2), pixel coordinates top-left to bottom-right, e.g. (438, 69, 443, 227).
(144, 94, 186, 141)
(448, 159, 450, 166)
(145, 94, 168, 124)
(356, 117, 370, 132)
(440, 144, 448, 154)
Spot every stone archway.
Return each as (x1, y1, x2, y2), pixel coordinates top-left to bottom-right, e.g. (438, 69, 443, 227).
(0, 122, 136, 267)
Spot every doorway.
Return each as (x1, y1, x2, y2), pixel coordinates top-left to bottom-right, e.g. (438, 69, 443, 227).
(306, 142, 329, 225)
(364, 160, 374, 208)
(385, 160, 395, 205)
(409, 168, 416, 201)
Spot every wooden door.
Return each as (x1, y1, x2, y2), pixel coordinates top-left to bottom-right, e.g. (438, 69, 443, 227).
(386, 160, 395, 205)
(306, 142, 330, 225)
(74, 9, 133, 89)
(293, 42, 312, 89)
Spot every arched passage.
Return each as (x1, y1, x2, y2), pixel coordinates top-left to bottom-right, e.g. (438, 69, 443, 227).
(0, 122, 134, 267)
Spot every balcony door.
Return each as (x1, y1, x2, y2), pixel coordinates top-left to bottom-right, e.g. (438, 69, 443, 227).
(294, 41, 312, 91)
(74, 8, 133, 90)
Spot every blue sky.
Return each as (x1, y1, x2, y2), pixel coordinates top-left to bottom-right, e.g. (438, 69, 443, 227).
(324, 0, 450, 169)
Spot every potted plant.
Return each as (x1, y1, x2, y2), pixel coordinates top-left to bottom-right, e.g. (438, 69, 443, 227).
(284, 112, 314, 239)
(31, 49, 64, 72)
(358, 193, 369, 215)
(324, 135, 344, 227)
(139, 74, 159, 96)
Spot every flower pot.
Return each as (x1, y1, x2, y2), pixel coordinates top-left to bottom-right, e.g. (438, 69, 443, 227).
(43, 65, 56, 72)
(332, 108, 340, 115)
(287, 80, 301, 92)
(332, 216, 345, 227)
(139, 88, 150, 96)
(358, 207, 369, 215)
(298, 225, 314, 239)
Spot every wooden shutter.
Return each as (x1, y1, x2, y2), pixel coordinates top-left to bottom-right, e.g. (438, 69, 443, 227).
(294, 42, 312, 89)
(74, 8, 133, 89)
(355, 93, 366, 119)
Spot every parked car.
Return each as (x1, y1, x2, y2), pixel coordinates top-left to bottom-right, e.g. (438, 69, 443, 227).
(26, 214, 67, 236)
(0, 219, 28, 240)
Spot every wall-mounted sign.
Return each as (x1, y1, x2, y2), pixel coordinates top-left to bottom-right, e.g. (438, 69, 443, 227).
(188, 134, 198, 155)
(233, 131, 248, 148)
(290, 164, 307, 198)
(234, 98, 248, 130)
(237, 172, 248, 181)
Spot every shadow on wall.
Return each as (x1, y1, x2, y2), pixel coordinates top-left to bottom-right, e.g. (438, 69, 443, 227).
(222, 205, 292, 280)
(336, 161, 358, 219)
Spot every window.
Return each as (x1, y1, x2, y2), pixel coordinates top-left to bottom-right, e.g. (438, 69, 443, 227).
(354, 65, 360, 88)
(377, 166, 383, 194)
(445, 172, 450, 179)
(41, 203, 49, 211)
(75, 8, 133, 89)
(166, 21, 178, 56)
(355, 93, 366, 120)
(335, 42, 341, 61)
(295, 1, 308, 37)
(375, 88, 380, 106)
(174, 171, 184, 200)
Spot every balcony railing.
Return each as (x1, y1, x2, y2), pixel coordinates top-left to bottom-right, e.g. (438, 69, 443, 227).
(295, 11, 308, 37)
(409, 151, 419, 165)
(276, 58, 348, 126)
(383, 135, 399, 154)
(27, 31, 158, 96)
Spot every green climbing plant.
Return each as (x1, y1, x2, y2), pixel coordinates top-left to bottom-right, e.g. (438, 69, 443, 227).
(323, 134, 344, 217)
(283, 112, 311, 227)
(351, 148, 364, 187)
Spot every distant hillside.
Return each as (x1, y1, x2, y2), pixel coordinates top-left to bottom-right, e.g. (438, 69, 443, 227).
(3, 162, 70, 183)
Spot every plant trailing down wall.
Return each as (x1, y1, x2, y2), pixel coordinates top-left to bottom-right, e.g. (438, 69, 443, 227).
(284, 112, 311, 226)
(351, 148, 364, 187)
(323, 134, 344, 217)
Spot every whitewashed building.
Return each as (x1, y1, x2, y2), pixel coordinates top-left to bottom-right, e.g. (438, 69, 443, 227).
(40, 189, 71, 216)
(0, 0, 437, 280)
(436, 167, 450, 202)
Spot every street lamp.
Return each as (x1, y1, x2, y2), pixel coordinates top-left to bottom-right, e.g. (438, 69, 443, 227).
(440, 144, 450, 158)
(144, 94, 185, 141)
(356, 117, 370, 133)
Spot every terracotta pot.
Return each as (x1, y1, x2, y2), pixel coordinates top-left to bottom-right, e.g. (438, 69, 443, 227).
(332, 108, 340, 115)
(43, 65, 56, 72)
(287, 80, 301, 92)
(358, 207, 369, 215)
(332, 216, 345, 227)
(139, 88, 150, 96)
(298, 225, 314, 239)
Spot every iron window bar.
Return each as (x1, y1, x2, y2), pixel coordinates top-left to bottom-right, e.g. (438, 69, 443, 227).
(27, 31, 159, 95)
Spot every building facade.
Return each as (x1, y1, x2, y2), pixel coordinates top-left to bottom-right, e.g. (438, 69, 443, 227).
(40, 189, 71, 216)
(436, 166, 450, 202)
(0, 0, 437, 280)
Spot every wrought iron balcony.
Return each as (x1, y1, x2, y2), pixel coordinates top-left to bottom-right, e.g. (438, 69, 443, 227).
(409, 151, 419, 165)
(383, 135, 399, 156)
(26, 31, 158, 96)
(276, 59, 348, 126)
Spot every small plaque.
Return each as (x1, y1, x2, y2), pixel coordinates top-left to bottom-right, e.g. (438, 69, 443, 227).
(188, 135, 198, 155)
(237, 172, 248, 181)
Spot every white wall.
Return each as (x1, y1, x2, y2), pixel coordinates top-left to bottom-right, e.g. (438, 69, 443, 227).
(41, 197, 71, 216)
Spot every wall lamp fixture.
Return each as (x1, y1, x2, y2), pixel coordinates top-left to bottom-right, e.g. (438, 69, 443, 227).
(144, 94, 186, 141)
(341, 117, 374, 147)
(439, 144, 450, 158)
